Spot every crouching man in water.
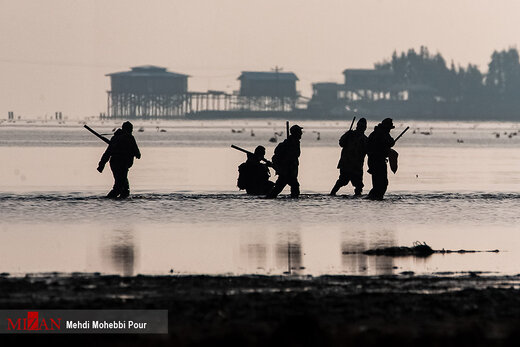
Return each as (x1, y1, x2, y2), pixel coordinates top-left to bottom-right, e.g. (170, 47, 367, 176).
(237, 145, 275, 195)
(330, 117, 368, 196)
(97, 121, 141, 199)
(267, 125, 303, 199)
(366, 118, 395, 200)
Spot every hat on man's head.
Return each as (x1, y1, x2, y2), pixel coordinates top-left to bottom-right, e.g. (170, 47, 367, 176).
(254, 145, 266, 156)
(381, 118, 395, 129)
(122, 121, 133, 132)
(357, 118, 367, 125)
(290, 124, 303, 135)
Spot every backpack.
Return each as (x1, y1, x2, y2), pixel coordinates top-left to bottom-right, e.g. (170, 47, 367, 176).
(271, 139, 288, 172)
(237, 162, 249, 190)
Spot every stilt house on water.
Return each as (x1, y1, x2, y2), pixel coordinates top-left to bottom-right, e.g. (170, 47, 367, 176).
(236, 71, 299, 112)
(106, 65, 189, 118)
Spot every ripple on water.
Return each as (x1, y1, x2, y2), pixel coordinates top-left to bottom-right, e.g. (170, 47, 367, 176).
(0, 191, 519, 226)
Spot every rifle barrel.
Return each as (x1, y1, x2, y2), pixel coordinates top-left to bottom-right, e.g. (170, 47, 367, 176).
(349, 116, 356, 131)
(84, 125, 110, 144)
(231, 144, 272, 165)
(394, 126, 410, 143)
(231, 144, 250, 155)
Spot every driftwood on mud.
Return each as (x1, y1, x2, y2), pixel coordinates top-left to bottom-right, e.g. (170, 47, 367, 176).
(342, 242, 500, 257)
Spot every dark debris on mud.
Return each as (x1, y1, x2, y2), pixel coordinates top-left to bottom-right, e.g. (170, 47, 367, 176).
(343, 242, 500, 257)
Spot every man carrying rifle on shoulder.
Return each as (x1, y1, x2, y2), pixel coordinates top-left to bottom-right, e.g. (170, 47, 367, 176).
(97, 121, 141, 199)
(330, 117, 368, 196)
(366, 118, 395, 200)
(267, 124, 303, 199)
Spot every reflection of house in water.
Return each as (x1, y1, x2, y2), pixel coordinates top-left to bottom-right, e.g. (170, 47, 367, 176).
(239, 229, 303, 275)
(275, 232, 303, 275)
(341, 230, 396, 276)
(240, 243, 268, 272)
(341, 241, 369, 275)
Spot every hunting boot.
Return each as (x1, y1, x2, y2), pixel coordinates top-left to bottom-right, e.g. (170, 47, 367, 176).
(106, 190, 119, 199)
(330, 181, 342, 196)
(118, 190, 130, 199)
(290, 185, 300, 199)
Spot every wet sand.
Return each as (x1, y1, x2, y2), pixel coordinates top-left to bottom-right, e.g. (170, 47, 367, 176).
(2, 273, 520, 346)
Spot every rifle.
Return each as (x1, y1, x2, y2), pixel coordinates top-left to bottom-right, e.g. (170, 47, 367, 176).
(286, 121, 289, 139)
(84, 125, 110, 144)
(349, 116, 356, 131)
(389, 126, 409, 174)
(231, 144, 273, 166)
(394, 126, 410, 143)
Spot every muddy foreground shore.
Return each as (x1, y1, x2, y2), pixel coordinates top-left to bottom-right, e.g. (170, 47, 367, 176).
(2, 273, 520, 346)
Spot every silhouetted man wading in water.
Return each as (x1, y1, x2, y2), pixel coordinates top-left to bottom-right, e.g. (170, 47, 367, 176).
(237, 145, 275, 195)
(267, 125, 303, 199)
(330, 118, 368, 196)
(366, 118, 395, 200)
(97, 121, 141, 199)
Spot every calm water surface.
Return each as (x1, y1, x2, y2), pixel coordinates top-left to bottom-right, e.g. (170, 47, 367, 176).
(0, 119, 519, 276)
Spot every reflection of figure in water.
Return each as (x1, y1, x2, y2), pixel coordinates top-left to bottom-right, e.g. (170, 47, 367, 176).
(237, 145, 275, 195)
(366, 118, 395, 200)
(104, 229, 136, 276)
(330, 118, 368, 196)
(267, 125, 303, 199)
(97, 121, 141, 199)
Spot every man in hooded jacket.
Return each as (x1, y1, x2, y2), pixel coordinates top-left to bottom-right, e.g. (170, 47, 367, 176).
(267, 125, 303, 199)
(330, 118, 368, 196)
(366, 118, 395, 200)
(97, 121, 141, 199)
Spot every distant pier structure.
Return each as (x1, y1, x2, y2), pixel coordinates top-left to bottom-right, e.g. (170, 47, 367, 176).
(106, 65, 190, 118)
(236, 71, 299, 112)
(105, 65, 303, 119)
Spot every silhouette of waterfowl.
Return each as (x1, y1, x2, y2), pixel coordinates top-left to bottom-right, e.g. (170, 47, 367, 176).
(156, 126, 167, 132)
(269, 133, 278, 143)
(312, 131, 321, 141)
(138, 127, 144, 132)
(250, 129, 255, 137)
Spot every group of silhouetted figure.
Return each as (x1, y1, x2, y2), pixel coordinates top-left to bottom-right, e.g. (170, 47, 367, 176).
(96, 118, 398, 200)
(237, 118, 398, 200)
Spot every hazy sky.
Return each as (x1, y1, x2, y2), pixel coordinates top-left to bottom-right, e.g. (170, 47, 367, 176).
(1, 0, 520, 118)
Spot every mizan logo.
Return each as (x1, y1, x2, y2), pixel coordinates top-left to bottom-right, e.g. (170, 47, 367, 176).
(7, 311, 61, 331)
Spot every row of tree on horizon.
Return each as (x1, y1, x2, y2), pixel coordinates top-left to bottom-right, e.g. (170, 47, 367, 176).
(374, 46, 520, 104)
